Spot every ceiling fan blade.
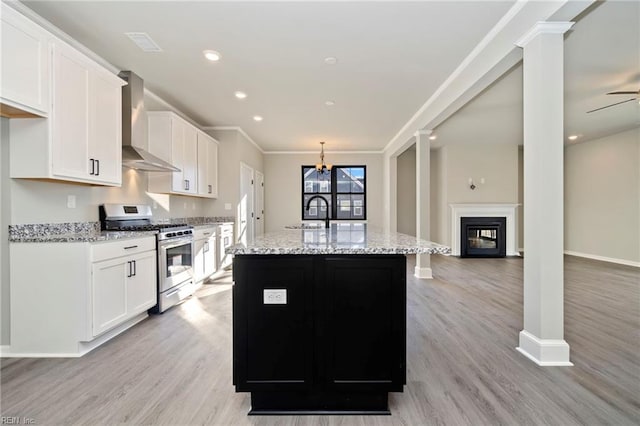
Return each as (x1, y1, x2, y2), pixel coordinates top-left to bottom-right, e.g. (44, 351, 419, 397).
(606, 90, 639, 95)
(586, 97, 637, 113)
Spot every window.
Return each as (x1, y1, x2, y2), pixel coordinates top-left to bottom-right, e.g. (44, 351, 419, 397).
(302, 165, 366, 221)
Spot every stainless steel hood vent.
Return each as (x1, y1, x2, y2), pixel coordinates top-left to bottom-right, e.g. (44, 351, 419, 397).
(119, 71, 180, 172)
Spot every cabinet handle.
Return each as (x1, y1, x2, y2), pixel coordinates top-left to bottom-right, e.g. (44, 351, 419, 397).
(132, 260, 136, 277)
(127, 261, 132, 278)
(208, 184, 212, 194)
(184, 179, 189, 190)
(203, 232, 211, 236)
(96, 159, 100, 176)
(124, 245, 138, 250)
(204, 241, 209, 252)
(89, 159, 95, 175)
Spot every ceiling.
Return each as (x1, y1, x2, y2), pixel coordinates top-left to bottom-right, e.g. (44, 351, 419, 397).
(20, 1, 639, 152)
(432, 0, 640, 148)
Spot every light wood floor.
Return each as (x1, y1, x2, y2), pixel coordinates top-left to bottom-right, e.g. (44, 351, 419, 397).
(2, 255, 639, 425)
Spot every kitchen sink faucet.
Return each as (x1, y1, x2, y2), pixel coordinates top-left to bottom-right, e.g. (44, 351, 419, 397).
(305, 195, 330, 229)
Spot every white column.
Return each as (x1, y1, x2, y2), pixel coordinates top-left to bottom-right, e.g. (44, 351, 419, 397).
(516, 22, 573, 366)
(415, 130, 432, 279)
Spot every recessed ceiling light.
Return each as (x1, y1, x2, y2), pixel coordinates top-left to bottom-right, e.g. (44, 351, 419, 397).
(568, 135, 578, 141)
(429, 135, 437, 141)
(325, 100, 335, 106)
(203, 50, 221, 62)
(324, 57, 338, 65)
(234, 91, 247, 99)
(253, 115, 263, 122)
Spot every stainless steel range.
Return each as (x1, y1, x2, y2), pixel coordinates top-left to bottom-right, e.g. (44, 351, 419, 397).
(99, 204, 196, 313)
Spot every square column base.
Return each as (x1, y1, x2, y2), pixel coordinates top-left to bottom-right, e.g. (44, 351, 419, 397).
(414, 267, 433, 279)
(516, 330, 572, 366)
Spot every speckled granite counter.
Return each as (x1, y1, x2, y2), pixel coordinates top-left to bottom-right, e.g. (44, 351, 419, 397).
(8, 221, 156, 243)
(227, 223, 451, 255)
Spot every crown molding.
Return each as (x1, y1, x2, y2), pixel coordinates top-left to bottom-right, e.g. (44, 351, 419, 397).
(203, 126, 265, 154)
(263, 150, 384, 155)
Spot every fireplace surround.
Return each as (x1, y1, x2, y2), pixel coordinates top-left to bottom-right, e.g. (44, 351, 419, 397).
(461, 217, 506, 258)
(449, 203, 519, 257)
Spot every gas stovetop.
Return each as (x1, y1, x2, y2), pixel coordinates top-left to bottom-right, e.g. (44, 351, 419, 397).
(99, 204, 193, 239)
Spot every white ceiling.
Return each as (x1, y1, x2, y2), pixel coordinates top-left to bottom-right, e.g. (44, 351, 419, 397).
(432, 0, 639, 148)
(20, 1, 639, 152)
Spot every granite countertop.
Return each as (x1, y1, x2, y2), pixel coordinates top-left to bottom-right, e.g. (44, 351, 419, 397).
(227, 223, 451, 255)
(10, 230, 158, 243)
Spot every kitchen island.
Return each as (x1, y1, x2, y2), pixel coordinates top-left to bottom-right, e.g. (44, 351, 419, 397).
(228, 223, 450, 415)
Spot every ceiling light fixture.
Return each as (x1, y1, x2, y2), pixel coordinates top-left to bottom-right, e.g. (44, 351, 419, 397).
(234, 91, 247, 99)
(315, 141, 332, 175)
(325, 100, 335, 106)
(253, 115, 263, 122)
(429, 135, 437, 141)
(324, 57, 338, 65)
(203, 50, 221, 62)
(568, 135, 578, 141)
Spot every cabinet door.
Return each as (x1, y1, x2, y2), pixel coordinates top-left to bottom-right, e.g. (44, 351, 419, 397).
(127, 251, 157, 314)
(92, 257, 127, 337)
(171, 117, 186, 192)
(183, 124, 198, 194)
(203, 235, 217, 277)
(194, 237, 206, 282)
(196, 132, 209, 197)
(51, 44, 90, 180)
(0, 4, 50, 116)
(88, 71, 122, 185)
(320, 256, 406, 392)
(233, 256, 314, 391)
(208, 139, 218, 198)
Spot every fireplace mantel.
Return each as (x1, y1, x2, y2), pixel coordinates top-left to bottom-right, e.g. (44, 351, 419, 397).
(450, 203, 520, 256)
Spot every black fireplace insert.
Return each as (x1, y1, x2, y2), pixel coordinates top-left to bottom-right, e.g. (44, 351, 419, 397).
(460, 217, 506, 258)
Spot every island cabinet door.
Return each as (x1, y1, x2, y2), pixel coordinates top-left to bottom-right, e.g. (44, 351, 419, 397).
(318, 255, 406, 392)
(233, 256, 314, 392)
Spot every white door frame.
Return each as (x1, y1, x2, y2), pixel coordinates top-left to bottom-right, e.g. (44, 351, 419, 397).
(239, 162, 255, 245)
(254, 170, 265, 237)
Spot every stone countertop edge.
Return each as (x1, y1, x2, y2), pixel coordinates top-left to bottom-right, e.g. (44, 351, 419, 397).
(225, 228, 452, 256)
(9, 230, 159, 243)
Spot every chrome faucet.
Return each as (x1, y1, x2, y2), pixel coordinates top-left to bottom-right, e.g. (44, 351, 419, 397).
(305, 195, 330, 229)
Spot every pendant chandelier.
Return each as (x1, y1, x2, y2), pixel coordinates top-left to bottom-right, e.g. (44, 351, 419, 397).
(315, 141, 332, 175)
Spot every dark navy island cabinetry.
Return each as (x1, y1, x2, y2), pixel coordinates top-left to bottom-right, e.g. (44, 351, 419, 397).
(228, 224, 450, 415)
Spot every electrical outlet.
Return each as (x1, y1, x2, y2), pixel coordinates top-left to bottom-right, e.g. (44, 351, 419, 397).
(224, 203, 232, 211)
(263, 289, 287, 305)
(192, 202, 196, 210)
(183, 201, 187, 209)
(67, 195, 76, 209)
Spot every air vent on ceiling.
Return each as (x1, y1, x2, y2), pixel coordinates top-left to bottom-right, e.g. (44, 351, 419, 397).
(125, 32, 162, 52)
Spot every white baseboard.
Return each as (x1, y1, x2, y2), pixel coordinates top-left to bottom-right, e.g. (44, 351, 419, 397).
(414, 266, 433, 279)
(564, 250, 640, 268)
(516, 330, 573, 366)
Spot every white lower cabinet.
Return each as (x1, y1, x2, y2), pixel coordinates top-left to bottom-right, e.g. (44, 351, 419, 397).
(194, 226, 217, 283)
(7, 236, 157, 357)
(91, 249, 156, 337)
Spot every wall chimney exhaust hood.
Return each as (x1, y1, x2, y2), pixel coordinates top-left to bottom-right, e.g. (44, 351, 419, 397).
(119, 71, 180, 172)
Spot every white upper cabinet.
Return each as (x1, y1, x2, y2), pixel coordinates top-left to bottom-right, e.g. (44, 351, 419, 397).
(148, 111, 204, 196)
(9, 36, 125, 186)
(0, 3, 50, 117)
(197, 130, 219, 198)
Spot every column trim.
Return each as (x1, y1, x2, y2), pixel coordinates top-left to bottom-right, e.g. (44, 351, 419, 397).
(414, 267, 433, 279)
(516, 330, 573, 366)
(516, 21, 574, 47)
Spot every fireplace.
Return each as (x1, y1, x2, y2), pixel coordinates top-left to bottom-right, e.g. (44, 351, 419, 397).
(460, 217, 506, 258)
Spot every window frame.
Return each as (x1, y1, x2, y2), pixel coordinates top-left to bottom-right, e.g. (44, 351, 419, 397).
(301, 165, 367, 221)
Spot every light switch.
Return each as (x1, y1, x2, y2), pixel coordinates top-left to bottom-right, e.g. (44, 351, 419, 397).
(67, 195, 76, 209)
(224, 203, 232, 211)
(264, 289, 287, 305)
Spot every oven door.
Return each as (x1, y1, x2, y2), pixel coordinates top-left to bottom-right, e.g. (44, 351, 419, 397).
(158, 237, 194, 293)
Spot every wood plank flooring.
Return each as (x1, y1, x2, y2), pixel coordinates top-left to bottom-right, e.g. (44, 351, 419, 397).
(2, 255, 639, 425)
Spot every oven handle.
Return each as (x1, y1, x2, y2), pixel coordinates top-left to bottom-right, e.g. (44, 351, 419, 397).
(159, 238, 194, 251)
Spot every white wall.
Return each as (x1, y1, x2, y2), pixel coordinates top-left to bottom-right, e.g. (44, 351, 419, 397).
(1, 118, 11, 345)
(396, 148, 416, 236)
(264, 152, 383, 232)
(564, 128, 640, 264)
(429, 143, 519, 246)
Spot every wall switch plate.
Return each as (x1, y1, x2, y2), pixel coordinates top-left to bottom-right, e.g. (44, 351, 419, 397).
(263, 289, 287, 304)
(224, 203, 232, 211)
(67, 195, 76, 209)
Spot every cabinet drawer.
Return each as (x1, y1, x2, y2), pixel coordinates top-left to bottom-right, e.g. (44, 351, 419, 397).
(91, 236, 156, 262)
(194, 226, 216, 240)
